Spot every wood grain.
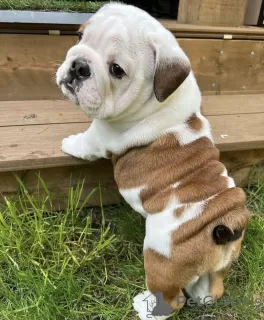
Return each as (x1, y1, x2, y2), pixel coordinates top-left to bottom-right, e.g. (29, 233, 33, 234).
(160, 21, 264, 37)
(177, 0, 247, 27)
(1, 94, 263, 129)
(202, 94, 264, 115)
(0, 101, 263, 172)
(0, 122, 90, 172)
(177, 0, 202, 25)
(1, 35, 264, 99)
(179, 39, 264, 95)
(0, 100, 88, 126)
(0, 34, 76, 101)
(210, 113, 264, 151)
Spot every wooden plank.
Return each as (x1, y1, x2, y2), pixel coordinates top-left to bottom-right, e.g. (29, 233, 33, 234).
(0, 109, 263, 172)
(0, 34, 76, 101)
(0, 163, 120, 209)
(202, 94, 264, 115)
(177, 0, 201, 25)
(1, 93, 264, 129)
(0, 100, 88, 126)
(179, 39, 264, 95)
(3, 19, 264, 39)
(177, 0, 247, 27)
(160, 21, 264, 37)
(172, 33, 264, 41)
(0, 122, 90, 172)
(208, 113, 264, 151)
(2, 35, 264, 98)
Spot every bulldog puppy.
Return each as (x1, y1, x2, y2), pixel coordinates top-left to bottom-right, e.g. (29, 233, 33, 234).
(56, 3, 250, 319)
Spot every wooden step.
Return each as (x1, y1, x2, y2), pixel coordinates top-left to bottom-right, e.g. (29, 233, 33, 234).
(0, 94, 264, 173)
(0, 94, 263, 207)
(0, 100, 118, 207)
(2, 33, 264, 100)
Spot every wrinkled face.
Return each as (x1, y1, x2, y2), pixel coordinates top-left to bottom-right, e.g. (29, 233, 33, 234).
(56, 3, 191, 120)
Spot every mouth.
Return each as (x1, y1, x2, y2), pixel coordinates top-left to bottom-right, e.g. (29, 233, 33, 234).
(60, 78, 78, 95)
(60, 80, 80, 105)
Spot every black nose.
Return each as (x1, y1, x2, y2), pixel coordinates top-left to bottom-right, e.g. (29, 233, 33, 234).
(70, 59, 91, 80)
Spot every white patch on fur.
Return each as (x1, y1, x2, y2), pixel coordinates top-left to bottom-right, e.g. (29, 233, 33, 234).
(120, 187, 148, 218)
(185, 274, 212, 303)
(144, 199, 205, 258)
(171, 181, 180, 188)
(221, 168, 236, 188)
(133, 291, 171, 320)
(166, 112, 213, 146)
(187, 275, 200, 286)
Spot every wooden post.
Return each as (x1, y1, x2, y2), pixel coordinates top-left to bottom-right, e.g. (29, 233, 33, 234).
(178, 0, 247, 27)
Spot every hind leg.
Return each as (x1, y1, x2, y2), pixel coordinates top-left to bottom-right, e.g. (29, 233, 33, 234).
(185, 271, 225, 304)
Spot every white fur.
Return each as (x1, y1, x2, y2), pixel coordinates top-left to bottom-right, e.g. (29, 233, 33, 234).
(172, 112, 213, 146)
(120, 187, 148, 218)
(185, 274, 213, 303)
(133, 291, 171, 320)
(221, 168, 236, 188)
(144, 199, 205, 258)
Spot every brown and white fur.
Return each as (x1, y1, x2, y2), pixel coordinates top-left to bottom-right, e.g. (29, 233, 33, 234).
(56, 3, 250, 319)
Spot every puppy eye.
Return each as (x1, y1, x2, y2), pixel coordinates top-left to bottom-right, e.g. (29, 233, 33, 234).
(110, 63, 126, 79)
(77, 32, 83, 43)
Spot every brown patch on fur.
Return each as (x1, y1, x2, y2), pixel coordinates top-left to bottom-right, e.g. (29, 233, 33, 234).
(78, 20, 90, 33)
(174, 207, 185, 218)
(145, 249, 186, 311)
(187, 113, 203, 131)
(113, 134, 226, 213)
(210, 271, 225, 299)
(154, 61, 191, 102)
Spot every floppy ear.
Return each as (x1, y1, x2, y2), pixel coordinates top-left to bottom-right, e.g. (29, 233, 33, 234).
(213, 225, 243, 245)
(153, 41, 191, 102)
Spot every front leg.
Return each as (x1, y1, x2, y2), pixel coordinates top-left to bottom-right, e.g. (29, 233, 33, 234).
(61, 121, 103, 161)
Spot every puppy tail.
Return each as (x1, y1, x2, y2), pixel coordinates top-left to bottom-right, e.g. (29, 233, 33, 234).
(213, 225, 243, 245)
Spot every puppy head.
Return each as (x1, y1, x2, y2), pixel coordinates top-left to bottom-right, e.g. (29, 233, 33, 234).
(56, 3, 190, 120)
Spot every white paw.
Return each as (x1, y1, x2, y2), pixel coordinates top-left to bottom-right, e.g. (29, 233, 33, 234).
(61, 133, 97, 161)
(133, 291, 171, 320)
(61, 134, 83, 158)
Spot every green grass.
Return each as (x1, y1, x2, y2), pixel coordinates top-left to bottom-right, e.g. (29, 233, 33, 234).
(0, 0, 106, 12)
(0, 178, 263, 320)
